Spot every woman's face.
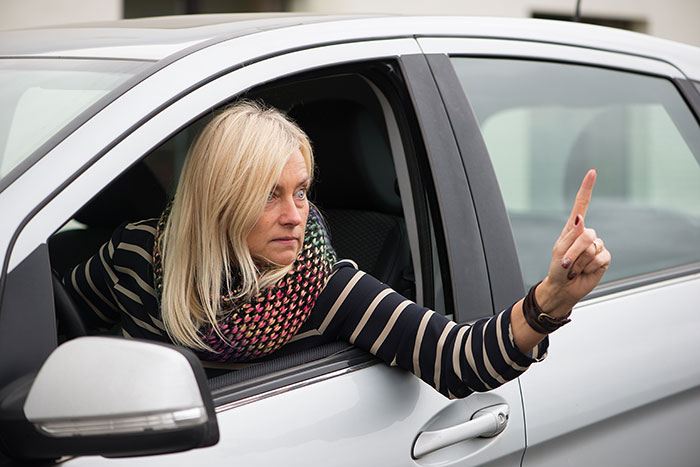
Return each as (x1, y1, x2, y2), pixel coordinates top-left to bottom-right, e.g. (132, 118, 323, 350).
(247, 149, 310, 266)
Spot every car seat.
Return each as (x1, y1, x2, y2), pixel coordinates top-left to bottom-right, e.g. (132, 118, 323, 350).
(49, 161, 169, 339)
(289, 99, 413, 297)
(49, 161, 169, 274)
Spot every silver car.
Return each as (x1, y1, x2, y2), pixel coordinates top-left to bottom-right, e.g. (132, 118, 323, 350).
(1, 14, 699, 466)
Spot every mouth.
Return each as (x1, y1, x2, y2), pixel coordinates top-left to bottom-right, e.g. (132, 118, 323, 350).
(272, 236, 299, 246)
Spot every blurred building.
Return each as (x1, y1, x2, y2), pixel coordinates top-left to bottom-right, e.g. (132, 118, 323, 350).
(1, 0, 700, 48)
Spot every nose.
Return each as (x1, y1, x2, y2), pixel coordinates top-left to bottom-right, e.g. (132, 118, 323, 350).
(279, 195, 302, 226)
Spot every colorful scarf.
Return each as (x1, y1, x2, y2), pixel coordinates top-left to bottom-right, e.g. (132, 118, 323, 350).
(153, 205, 336, 362)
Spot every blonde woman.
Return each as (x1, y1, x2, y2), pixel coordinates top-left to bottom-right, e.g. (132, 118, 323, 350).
(65, 101, 610, 398)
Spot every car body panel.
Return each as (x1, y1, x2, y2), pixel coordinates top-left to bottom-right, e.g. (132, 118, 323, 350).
(64, 364, 526, 467)
(519, 274, 700, 466)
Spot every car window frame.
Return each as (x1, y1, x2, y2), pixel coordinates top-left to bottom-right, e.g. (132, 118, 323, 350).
(0, 243, 56, 390)
(424, 53, 525, 315)
(676, 78, 700, 124)
(419, 36, 700, 307)
(398, 53, 492, 323)
(4, 38, 476, 407)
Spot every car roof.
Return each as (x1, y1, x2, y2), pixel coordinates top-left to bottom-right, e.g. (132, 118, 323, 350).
(1, 14, 699, 79)
(0, 14, 379, 59)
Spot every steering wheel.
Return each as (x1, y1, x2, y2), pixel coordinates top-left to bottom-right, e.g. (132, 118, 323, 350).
(52, 270, 87, 339)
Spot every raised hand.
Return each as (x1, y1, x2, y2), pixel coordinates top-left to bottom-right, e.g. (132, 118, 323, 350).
(536, 169, 611, 317)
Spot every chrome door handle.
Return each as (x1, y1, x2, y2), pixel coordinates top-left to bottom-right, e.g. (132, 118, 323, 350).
(412, 403, 509, 459)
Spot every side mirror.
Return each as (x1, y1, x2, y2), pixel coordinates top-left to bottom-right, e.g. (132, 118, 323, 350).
(0, 337, 218, 461)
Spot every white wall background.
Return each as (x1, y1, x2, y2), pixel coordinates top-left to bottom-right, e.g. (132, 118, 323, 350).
(0, 0, 121, 30)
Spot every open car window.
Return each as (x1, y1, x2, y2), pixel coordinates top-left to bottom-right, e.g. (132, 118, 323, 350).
(47, 61, 449, 401)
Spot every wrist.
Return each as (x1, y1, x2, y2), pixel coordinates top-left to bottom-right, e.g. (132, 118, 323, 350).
(535, 277, 572, 319)
(521, 280, 572, 334)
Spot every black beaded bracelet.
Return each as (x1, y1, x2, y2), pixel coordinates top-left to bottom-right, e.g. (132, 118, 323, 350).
(522, 281, 571, 334)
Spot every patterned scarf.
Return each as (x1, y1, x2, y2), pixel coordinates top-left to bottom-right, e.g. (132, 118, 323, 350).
(153, 204, 337, 362)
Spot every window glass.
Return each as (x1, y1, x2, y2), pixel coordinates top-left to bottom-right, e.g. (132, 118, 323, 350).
(452, 58, 700, 286)
(0, 58, 151, 183)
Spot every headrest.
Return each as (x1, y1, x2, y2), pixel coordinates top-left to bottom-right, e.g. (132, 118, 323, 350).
(75, 161, 168, 229)
(565, 108, 627, 203)
(289, 99, 402, 215)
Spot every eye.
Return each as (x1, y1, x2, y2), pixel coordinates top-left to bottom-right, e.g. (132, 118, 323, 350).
(295, 188, 307, 200)
(266, 192, 275, 202)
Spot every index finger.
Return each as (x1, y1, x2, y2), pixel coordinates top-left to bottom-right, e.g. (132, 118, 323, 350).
(566, 169, 597, 228)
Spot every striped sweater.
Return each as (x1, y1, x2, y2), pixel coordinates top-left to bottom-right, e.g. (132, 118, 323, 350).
(64, 218, 547, 399)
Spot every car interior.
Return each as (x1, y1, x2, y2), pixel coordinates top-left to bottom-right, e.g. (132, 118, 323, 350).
(47, 66, 419, 393)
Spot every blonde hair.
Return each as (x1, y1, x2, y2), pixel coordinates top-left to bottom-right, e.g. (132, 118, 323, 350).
(160, 101, 314, 350)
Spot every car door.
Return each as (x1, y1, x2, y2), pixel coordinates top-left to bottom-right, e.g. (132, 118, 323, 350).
(0, 29, 528, 466)
(420, 36, 700, 465)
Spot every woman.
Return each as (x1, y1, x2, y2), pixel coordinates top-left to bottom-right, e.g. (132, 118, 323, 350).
(65, 101, 610, 398)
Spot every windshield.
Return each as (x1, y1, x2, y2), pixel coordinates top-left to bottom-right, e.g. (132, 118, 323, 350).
(0, 58, 152, 186)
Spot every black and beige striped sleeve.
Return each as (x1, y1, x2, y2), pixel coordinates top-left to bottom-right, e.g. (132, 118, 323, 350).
(311, 260, 548, 399)
(62, 219, 165, 340)
(62, 227, 125, 331)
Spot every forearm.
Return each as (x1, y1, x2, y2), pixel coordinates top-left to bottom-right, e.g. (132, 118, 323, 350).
(317, 264, 548, 398)
(511, 298, 550, 354)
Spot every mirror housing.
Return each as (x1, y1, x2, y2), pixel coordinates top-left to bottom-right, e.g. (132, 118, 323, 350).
(0, 337, 218, 461)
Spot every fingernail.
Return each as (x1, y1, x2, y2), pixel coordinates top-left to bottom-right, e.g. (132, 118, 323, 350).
(574, 215, 581, 226)
(567, 271, 577, 280)
(562, 258, 571, 269)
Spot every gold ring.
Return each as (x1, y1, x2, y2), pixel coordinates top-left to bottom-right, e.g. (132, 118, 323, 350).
(593, 239, 603, 255)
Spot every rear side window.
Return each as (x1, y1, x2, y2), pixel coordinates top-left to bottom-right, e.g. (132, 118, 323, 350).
(452, 58, 700, 286)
